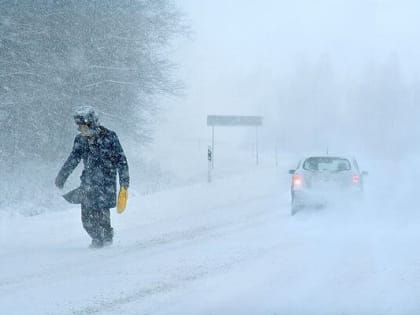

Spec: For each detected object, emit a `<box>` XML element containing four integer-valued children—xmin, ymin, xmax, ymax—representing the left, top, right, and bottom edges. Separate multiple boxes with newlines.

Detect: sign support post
<box><xmin>207</xmin><ymin>145</ymin><xmax>212</xmax><ymax>183</ymax></box>
<box><xmin>256</xmin><ymin>126</ymin><xmax>259</xmax><ymax>165</ymax></box>
<box><xmin>206</xmin><ymin>115</ymin><xmax>263</xmax><ymax>170</ymax></box>
<box><xmin>211</xmin><ymin>126</ymin><xmax>215</xmax><ymax>169</ymax></box>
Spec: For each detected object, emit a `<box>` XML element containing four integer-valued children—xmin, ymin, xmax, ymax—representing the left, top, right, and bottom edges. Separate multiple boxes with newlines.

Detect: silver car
<box><xmin>289</xmin><ymin>156</ymin><xmax>368</xmax><ymax>215</ymax></box>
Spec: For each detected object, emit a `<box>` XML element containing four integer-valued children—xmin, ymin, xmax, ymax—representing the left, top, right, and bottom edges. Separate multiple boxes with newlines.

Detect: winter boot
<box><xmin>89</xmin><ymin>239</ymin><xmax>104</xmax><ymax>249</ymax></box>
<box><xmin>103</xmin><ymin>239</ymin><xmax>113</xmax><ymax>247</ymax></box>
<box><xmin>103</xmin><ymin>228</ymin><xmax>114</xmax><ymax>247</ymax></box>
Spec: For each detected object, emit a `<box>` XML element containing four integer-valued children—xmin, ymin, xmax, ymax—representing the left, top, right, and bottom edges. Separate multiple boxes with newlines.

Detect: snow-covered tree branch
<box><xmin>0</xmin><ymin>0</ymin><xmax>187</xmax><ymax>164</ymax></box>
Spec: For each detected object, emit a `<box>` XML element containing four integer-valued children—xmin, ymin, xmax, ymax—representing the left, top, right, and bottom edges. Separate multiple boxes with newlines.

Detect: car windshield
<box><xmin>302</xmin><ymin>157</ymin><xmax>351</xmax><ymax>172</ymax></box>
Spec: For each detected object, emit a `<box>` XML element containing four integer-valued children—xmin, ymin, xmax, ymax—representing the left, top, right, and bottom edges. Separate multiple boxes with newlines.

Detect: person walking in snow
<box><xmin>55</xmin><ymin>106</ymin><xmax>130</xmax><ymax>248</ymax></box>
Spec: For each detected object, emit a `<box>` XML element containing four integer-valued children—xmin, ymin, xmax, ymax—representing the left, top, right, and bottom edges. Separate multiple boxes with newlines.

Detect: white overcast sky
<box><xmin>155</xmin><ymin>0</ymin><xmax>420</xmax><ymax>154</ymax></box>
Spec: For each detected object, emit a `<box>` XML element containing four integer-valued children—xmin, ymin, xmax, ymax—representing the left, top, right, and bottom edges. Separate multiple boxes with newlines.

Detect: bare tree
<box><xmin>0</xmin><ymin>0</ymin><xmax>187</xmax><ymax>165</ymax></box>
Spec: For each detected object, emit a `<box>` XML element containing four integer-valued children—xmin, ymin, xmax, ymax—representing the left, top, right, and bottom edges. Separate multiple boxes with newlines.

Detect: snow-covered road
<box><xmin>1</xmin><ymin>166</ymin><xmax>420</xmax><ymax>314</ymax></box>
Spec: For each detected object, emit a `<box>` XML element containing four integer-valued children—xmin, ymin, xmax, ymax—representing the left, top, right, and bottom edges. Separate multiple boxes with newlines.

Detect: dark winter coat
<box><xmin>56</xmin><ymin>126</ymin><xmax>129</xmax><ymax>209</ymax></box>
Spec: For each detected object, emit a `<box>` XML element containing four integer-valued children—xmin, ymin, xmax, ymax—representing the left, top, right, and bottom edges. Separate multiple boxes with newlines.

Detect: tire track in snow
<box><xmin>0</xmin><ymin>194</ymin><xmax>281</xmax><ymax>294</ymax></box>
<box><xmin>66</xmin><ymin>197</ymin><xmax>287</xmax><ymax>314</ymax></box>
<box><xmin>68</xmin><ymin>242</ymin><xmax>283</xmax><ymax>315</ymax></box>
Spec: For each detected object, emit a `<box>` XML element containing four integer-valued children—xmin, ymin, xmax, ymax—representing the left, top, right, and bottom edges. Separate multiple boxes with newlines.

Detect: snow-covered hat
<box><xmin>73</xmin><ymin>106</ymin><xmax>99</xmax><ymax>126</ymax></box>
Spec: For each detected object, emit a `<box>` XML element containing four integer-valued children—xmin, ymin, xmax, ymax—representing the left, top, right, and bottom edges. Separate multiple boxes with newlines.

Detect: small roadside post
<box><xmin>207</xmin><ymin>145</ymin><xmax>212</xmax><ymax>183</ymax></box>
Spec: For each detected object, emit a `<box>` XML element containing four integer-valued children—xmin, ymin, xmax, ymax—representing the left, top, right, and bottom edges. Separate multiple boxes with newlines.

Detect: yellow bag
<box><xmin>117</xmin><ymin>187</ymin><xmax>128</xmax><ymax>214</ymax></box>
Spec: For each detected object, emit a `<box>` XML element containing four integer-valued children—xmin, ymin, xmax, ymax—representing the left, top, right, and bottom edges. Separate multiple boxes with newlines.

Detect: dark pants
<box><xmin>81</xmin><ymin>204</ymin><xmax>113</xmax><ymax>242</ymax></box>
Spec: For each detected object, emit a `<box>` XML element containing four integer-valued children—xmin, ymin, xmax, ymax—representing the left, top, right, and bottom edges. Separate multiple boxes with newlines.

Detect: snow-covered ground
<box><xmin>1</xmin><ymin>159</ymin><xmax>420</xmax><ymax>315</ymax></box>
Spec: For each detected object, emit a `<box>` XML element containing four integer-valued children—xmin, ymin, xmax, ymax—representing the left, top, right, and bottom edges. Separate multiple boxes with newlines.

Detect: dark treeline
<box><xmin>0</xmin><ymin>0</ymin><xmax>186</xmax><ymax>168</ymax></box>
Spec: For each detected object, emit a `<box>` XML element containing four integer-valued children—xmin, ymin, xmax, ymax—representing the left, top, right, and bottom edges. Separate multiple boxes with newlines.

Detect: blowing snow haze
<box><xmin>159</xmin><ymin>0</ymin><xmax>420</xmax><ymax>159</ymax></box>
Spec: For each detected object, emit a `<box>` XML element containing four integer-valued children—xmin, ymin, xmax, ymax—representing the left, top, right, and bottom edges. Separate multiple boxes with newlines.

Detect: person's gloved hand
<box><xmin>117</xmin><ymin>186</ymin><xmax>128</xmax><ymax>214</ymax></box>
<box><xmin>55</xmin><ymin>176</ymin><xmax>65</xmax><ymax>189</ymax></box>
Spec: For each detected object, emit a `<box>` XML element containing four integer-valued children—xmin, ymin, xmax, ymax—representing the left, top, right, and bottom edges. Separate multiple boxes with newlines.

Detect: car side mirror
<box><xmin>289</xmin><ymin>169</ymin><xmax>295</xmax><ymax>175</ymax></box>
<box><xmin>361</xmin><ymin>171</ymin><xmax>368</xmax><ymax>176</ymax></box>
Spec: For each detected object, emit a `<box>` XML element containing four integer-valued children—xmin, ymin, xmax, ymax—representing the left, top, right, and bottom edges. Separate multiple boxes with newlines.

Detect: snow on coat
<box><xmin>56</xmin><ymin>126</ymin><xmax>129</xmax><ymax>209</ymax></box>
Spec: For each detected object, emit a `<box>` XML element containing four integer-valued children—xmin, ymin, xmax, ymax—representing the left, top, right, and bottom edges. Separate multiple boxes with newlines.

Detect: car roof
<box><xmin>302</xmin><ymin>155</ymin><xmax>355</xmax><ymax>160</ymax></box>
<box><xmin>297</xmin><ymin>155</ymin><xmax>358</xmax><ymax>167</ymax></box>
<box><xmin>298</xmin><ymin>153</ymin><xmax>357</xmax><ymax>160</ymax></box>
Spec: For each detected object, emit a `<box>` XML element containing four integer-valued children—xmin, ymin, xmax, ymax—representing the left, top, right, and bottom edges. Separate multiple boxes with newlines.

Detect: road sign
<box><xmin>207</xmin><ymin>115</ymin><xmax>263</xmax><ymax>169</ymax></box>
<box><xmin>207</xmin><ymin>115</ymin><xmax>263</xmax><ymax>127</ymax></box>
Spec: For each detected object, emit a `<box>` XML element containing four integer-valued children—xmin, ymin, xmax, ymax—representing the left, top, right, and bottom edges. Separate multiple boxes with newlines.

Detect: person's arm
<box><xmin>112</xmin><ymin>133</ymin><xmax>130</xmax><ymax>188</ymax></box>
<box><xmin>55</xmin><ymin>136</ymin><xmax>83</xmax><ymax>189</ymax></box>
